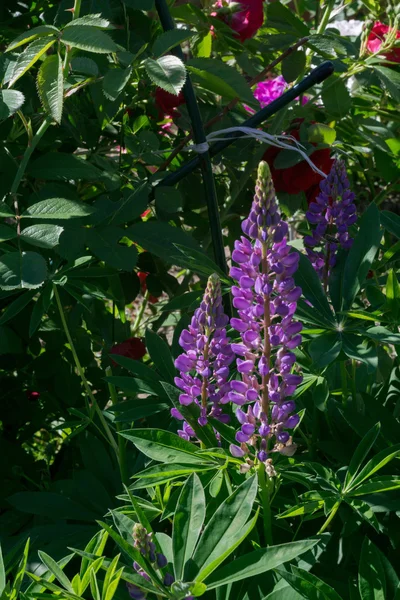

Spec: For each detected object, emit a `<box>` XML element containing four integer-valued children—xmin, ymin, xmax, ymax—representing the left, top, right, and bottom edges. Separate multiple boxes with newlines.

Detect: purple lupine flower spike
<box><xmin>130</xmin><ymin>523</ymin><xmax>174</xmax><ymax>596</ymax></box>
<box><xmin>229</xmin><ymin>161</ymin><xmax>302</xmax><ymax>464</ymax></box>
<box><xmin>305</xmin><ymin>160</ymin><xmax>357</xmax><ymax>286</ymax></box>
<box><xmin>172</xmin><ymin>274</ymin><xmax>234</xmax><ymax>439</ymax></box>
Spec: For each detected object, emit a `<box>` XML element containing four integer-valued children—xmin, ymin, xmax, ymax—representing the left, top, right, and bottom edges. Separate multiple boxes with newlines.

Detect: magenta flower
<box><xmin>254</xmin><ymin>76</ymin><xmax>287</xmax><ymax>107</ymax></box>
<box><xmin>229</xmin><ymin>161</ymin><xmax>302</xmax><ymax>462</ymax></box>
<box><xmin>173</xmin><ymin>274</ymin><xmax>234</xmax><ymax>438</ymax></box>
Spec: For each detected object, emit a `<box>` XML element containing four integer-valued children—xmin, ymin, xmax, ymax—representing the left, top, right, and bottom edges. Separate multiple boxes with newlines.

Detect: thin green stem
<box><xmin>106</xmin><ymin>366</ymin><xmax>129</xmax><ymax>485</ymax></box>
<box><xmin>10</xmin><ymin>118</ymin><xmax>51</xmax><ymax>196</ymax></box>
<box><xmin>340</xmin><ymin>361</ymin><xmax>348</xmax><ymax>407</ymax></box>
<box><xmin>316</xmin><ymin>0</ymin><xmax>335</xmax><ymax>34</ymax></box>
<box><xmin>318</xmin><ymin>500</ymin><xmax>341</xmax><ymax>534</ymax></box>
<box><xmin>53</xmin><ymin>285</ymin><xmax>119</xmax><ymax>457</ymax></box>
<box><xmin>351</xmin><ymin>359</ymin><xmax>358</xmax><ymax>407</ymax></box>
<box><xmin>63</xmin><ymin>0</ymin><xmax>82</xmax><ymax>76</ymax></box>
<box><xmin>132</xmin><ymin>290</ymin><xmax>149</xmax><ymax>335</ymax></box>
<box><xmin>258</xmin><ymin>462</ymin><xmax>273</xmax><ymax>546</ymax></box>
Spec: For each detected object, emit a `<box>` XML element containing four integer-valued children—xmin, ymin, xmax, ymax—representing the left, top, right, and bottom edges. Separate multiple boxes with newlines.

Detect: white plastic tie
<box><xmin>185</xmin><ymin>126</ymin><xmax>328</xmax><ymax>179</ymax></box>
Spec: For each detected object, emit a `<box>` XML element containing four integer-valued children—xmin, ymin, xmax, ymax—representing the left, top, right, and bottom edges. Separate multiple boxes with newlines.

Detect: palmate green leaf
<box><xmin>173</xmin><ymin>473</ymin><xmax>206</xmax><ymax>581</ymax></box>
<box><xmin>145</xmin><ymin>328</ymin><xmax>175</xmax><ymax>383</ymax></box>
<box><xmin>161</xmin><ymin>291</ymin><xmax>203</xmax><ymax>312</ymax></box>
<box><xmin>119</xmin><ymin>428</ymin><xmax>210</xmax><ymax>465</ymax></box>
<box><xmin>187</xmin><ymin>58</ymin><xmax>255</xmax><ymax>106</ymax></box>
<box><xmin>380</xmin><ymin>210</ymin><xmax>400</xmax><ymax>238</ymax></box>
<box><xmin>205</xmin><ymin>539</ymin><xmax>320</xmax><ymax>589</ymax></box>
<box><xmin>0</xmin><ymin>224</ymin><xmax>17</xmax><ymax>242</ymax></box>
<box><xmin>277</xmin><ymin>565</ymin><xmax>343</xmax><ymax>600</ymax></box>
<box><xmin>347</xmin><ymin>498</ymin><xmax>380</xmax><ymax>532</ymax></box>
<box><xmin>22</xmin><ymin>198</ymin><xmax>94</xmax><ymax>219</ymax></box>
<box><xmin>61</xmin><ymin>26</ymin><xmax>118</xmax><ymax>53</ymax></box>
<box><xmin>87</xmin><ymin>227</ymin><xmax>137</xmax><ymax>272</ymax></box>
<box><xmin>0</xmin><ymin>90</ymin><xmax>25</xmax><ymax>120</ymax></box>
<box><xmin>349</xmin><ymin>444</ymin><xmax>400</xmax><ymax>490</ymax></box>
<box><xmin>6</xmin><ymin>36</ymin><xmax>57</xmax><ymax>87</ymax></box>
<box><xmin>309</xmin><ymin>333</ymin><xmax>342</xmax><ymax>368</ymax></box>
<box><xmin>359</xmin><ymin>538</ymin><xmax>386</xmax><ymax>600</ymax></box>
<box><xmin>107</xmin><ymin>354</ymin><xmax>166</xmax><ymax>390</ymax></box>
<box><xmin>293</xmin><ymin>252</ymin><xmax>335</xmax><ymax>324</ymax></box>
<box><xmin>364</xmin><ymin>326</ymin><xmax>400</xmax><ymax>345</ymax></box>
<box><xmin>0</xmin><ymin>290</ymin><xmax>36</xmax><ymax>325</ymax></box>
<box><xmin>0</xmin><ymin>251</ymin><xmax>47</xmax><ymax>290</ymax></box>
<box><xmin>189</xmin><ymin>476</ymin><xmax>257</xmax><ymax>581</ymax></box>
<box><xmin>172</xmin><ymin>244</ymin><xmax>229</xmax><ymax>282</ymax></box>
<box><xmin>103</xmin><ymin>66</ymin><xmax>132</xmax><ymax>101</ymax></box>
<box><xmin>350</xmin><ymin>475</ymin><xmax>400</xmax><ymax>497</ymax></box>
<box><xmin>277</xmin><ymin>500</ymin><xmax>326</xmax><ymax>519</ymax></box>
<box><xmin>342</xmin><ymin>334</ymin><xmax>377</xmax><ymax>370</ymax></box>
<box><xmin>145</xmin><ymin>55</ymin><xmax>186</xmax><ymax>95</ymax></box>
<box><xmin>344</xmin><ymin>423</ymin><xmax>380</xmax><ymax>491</ymax></box>
<box><xmin>6</xmin><ymin>25</ymin><xmax>59</xmax><ymax>52</ymax></box>
<box><xmin>37</xmin><ymin>53</ymin><xmax>63</xmax><ymax>123</ymax></box>
<box><xmin>38</xmin><ymin>552</ymin><xmax>74</xmax><ymax>594</ymax></box>
<box><xmin>152</xmin><ymin>29</ymin><xmax>195</xmax><ymax>58</ymax></box>
<box><xmin>126</xmin><ymin>221</ymin><xmax>201</xmax><ymax>263</ymax></box>
<box><xmin>342</xmin><ymin>202</ymin><xmax>381</xmax><ymax>311</ymax></box>
<box><xmin>20</xmin><ymin>224</ymin><xmax>63</xmax><ymax>248</ymax></box>
<box><xmin>104</xmin><ymin>376</ymin><xmax>159</xmax><ymax>398</ymax></box>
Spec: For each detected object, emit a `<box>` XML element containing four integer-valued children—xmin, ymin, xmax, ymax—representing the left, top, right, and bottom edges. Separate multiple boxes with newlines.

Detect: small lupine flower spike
<box><xmin>229</xmin><ymin>161</ymin><xmax>303</xmax><ymax>464</ymax></box>
<box><xmin>128</xmin><ymin>524</ymin><xmax>174</xmax><ymax>599</ymax></box>
<box><xmin>173</xmin><ymin>274</ymin><xmax>234</xmax><ymax>439</ymax></box>
<box><xmin>305</xmin><ymin>159</ymin><xmax>357</xmax><ymax>286</ymax></box>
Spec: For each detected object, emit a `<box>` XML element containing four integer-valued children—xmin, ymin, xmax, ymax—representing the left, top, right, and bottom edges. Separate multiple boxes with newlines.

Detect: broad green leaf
<box><xmin>173</xmin><ymin>473</ymin><xmax>206</xmax><ymax>581</ymax></box>
<box><xmin>358</xmin><ymin>538</ymin><xmax>386</xmax><ymax>600</ymax></box>
<box><xmin>6</xmin><ymin>36</ymin><xmax>57</xmax><ymax>86</ymax></box>
<box><xmin>194</xmin><ymin>31</ymin><xmax>212</xmax><ymax>58</ymax></box>
<box><xmin>0</xmin><ymin>545</ymin><xmax>5</xmax><ymax>595</ymax></box>
<box><xmin>380</xmin><ymin>210</ymin><xmax>400</xmax><ymax>238</ymax></box>
<box><xmin>342</xmin><ymin>203</ymin><xmax>381</xmax><ymax>310</ymax></box>
<box><xmin>350</xmin><ymin>475</ymin><xmax>400</xmax><ymax>497</ymax></box>
<box><xmin>108</xmin><ymin>354</ymin><xmax>165</xmax><ymax>388</ymax></box>
<box><xmin>133</xmin><ymin>463</ymin><xmax>211</xmax><ymax>485</ymax></box>
<box><xmin>385</xmin><ymin>270</ymin><xmax>400</xmax><ymax>320</ymax></box>
<box><xmin>308</xmin><ymin>124</ymin><xmax>336</xmax><ymax>146</ymax></box>
<box><xmin>71</xmin><ymin>57</ymin><xmax>99</xmax><ymax>76</ymax></box>
<box><xmin>38</xmin><ymin>551</ymin><xmax>74</xmax><ymax>594</ymax></box>
<box><xmin>104</xmin><ymin>376</ymin><xmax>160</xmax><ymax>398</ymax></box>
<box><xmin>190</xmin><ymin>476</ymin><xmax>258</xmax><ymax>581</ymax></box>
<box><xmin>277</xmin><ymin>500</ymin><xmax>326</xmax><ymax>519</ymax></box>
<box><xmin>87</xmin><ymin>228</ymin><xmax>137</xmax><ymax>271</ymax></box>
<box><xmin>37</xmin><ymin>54</ymin><xmax>63</xmax><ymax>123</ymax></box>
<box><xmin>321</xmin><ymin>78</ymin><xmax>352</xmax><ymax>118</ymax></box>
<box><xmin>61</xmin><ymin>26</ymin><xmax>118</xmax><ymax>53</ymax></box>
<box><xmin>267</xmin><ymin>2</ymin><xmax>309</xmax><ymax>36</ymax></box>
<box><xmin>22</xmin><ymin>198</ymin><xmax>94</xmax><ymax>219</ymax></box>
<box><xmin>152</xmin><ymin>29</ymin><xmax>195</xmax><ymax>58</ymax></box>
<box><xmin>205</xmin><ymin>539</ymin><xmax>319</xmax><ymax>589</ymax></box>
<box><xmin>64</xmin><ymin>14</ymin><xmax>111</xmax><ymax>28</ymax></box>
<box><xmin>109</xmin><ymin>182</ymin><xmax>150</xmax><ymax>225</ymax></box>
<box><xmin>172</xmin><ymin>244</ymin><xmax>229</xmax><ymax>282</ymax></box>
<box><xmin>0</xmin><ymin>224</ymin><xmax>17</xmax><ymax>241</ymax></box>
<box><xmin>374</xmin><ymin>67</ymin><xmax>400</xmax><ymax>103</ymax></box>
<box><xmin>282</xmin><ymin>50</ymin><xmax>306</xmax><ymax>83</ymax></box>
<box><xmin>0</xmin><ymin>290</ymin><xmax>36</xmax><ymax>325</ymax></box>
<box><xmin>145</xmin><ymin>328</ymin><xmax>175</xmax><ymax>383</ymax></box>
<box><xmin>293</xmin><ymin>251</ymin><xmax>335</xmax><ymax>324</ymax></box>
<box><xmin>126</xmin><ymin>221</ymin><xmax>201</xmax><ymax>263</ymax></box>
<box><xmin>161</xmin><ymin>291</ymin><xmax>203</xmax><ymax>312</ymax></box>
<box><xmin>349</xmin><ymin>444</ymin><xmax>400</xmax><ymax>489</ymax></box>
<box><xmin>342</xmin><ymin>334</ymin><xmax>377</xmax><ymax>369</ymax></box>
<box><xmin>6</xmin><ymin>25</ymin><xmax>59</xmax><ymax>52</ymax></box>
<box><xmin>277</xmin><ymin>565</ymin><xmax>343</xmax><ymax>600</ymax></box>
<box><xmin>187</xmin><ymin>58</ymin><xmax>255</xmax><ymax>106</ymax></box>
<box><xmin>144</xmin><ymin>55</ymin><xmax>186</xmax><ymax>95</ymax></box>
<box><xmin>20</xmin><ymin>224</ymin><xmax>63</xmax><ymax>248</ymax></box>
<box><xmin>0</xmin><ymin>251</ymin><xmax>47</xmax><ymax>290</ymax></box>
<box><xmin>309</xmin><ymin>333</ymin><xmax>342</xmax><ymax>368</ymax></box>
<box><xmin>155</xmin><ymin>186</ymin><xmax>184</xmax><ymax>214</ymax></box>
<box><xmin>103</xmin><ymin>67</ymin><xmax>132</xmax><ymax>101</ymax></box>
<box><xmin>364</xmin><ymin>326</ymin><xmax>400</xmax><ymax>345</ymax></box>
<box><xmin>0</xmin><ymin>89</ymin><xmax>25</xmax><ymax>120</ymax></box>
<box><xmin>119</xmin><ymin>429</ymin><xmax>209</xmax><ymax>464</ymax></box>
<box><xmin>344</xmin><ymin>423</ymin><xmax>380</xmax><ymax>490</ymax></box>
<box><xmin>28</xmin><ymin>153</ymin><xmax>101</xmax><ymax>181</ymax></box>
<box><xmin>12</xmin><ymin>539</ymin><xmax>30</xmax><ymax>600</ymax></box>
<box><xmin>8</xmin><ymin>491</ymin><xmax>98</xmax><ymax>521</ymax></box>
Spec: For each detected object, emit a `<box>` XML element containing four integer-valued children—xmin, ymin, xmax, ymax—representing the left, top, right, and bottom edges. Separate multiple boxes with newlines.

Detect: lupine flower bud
<box><xmin>131</xmin><ymin>523</ymin><xmax>170</xmax><ymax>596</ymax></box>
<box><xmin>172</xmin><ymin>274</ymin><xmax>234</xmax><ymax>438</ymax></box>
<box><xmin>305</xmin><ymin>160</ymin><xmax>356</xmax><ymax>283</ymax></box>
<box><xmin>229</xmin><ymin>161</ymin><xmax>302</xmax><ymax>464</ymax></box>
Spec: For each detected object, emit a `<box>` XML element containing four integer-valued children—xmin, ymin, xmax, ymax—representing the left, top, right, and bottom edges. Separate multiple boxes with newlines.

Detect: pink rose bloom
<box><xmin>367</xmin><ymin>22</ymin><xmax>400</xmax><ymax>63</ymax></box>
<box><xmin>215</xmin><ymin>0</ymin><xmax>265</xmax><ymax>42</ymax></box>
<box><xmin>254</xmin><ymin>76</ymin><xmax>287</xmax><ymax>107</ymax></box>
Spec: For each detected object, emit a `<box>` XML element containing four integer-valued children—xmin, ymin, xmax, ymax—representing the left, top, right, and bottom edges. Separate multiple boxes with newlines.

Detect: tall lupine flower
<box><xmin>229</xmin><ymin>161</ymin><xmax>303</xmax><ymax>463</ymax></box>
<box><xmin>304</xmin><ymin>160</ymin><xmax>357</xmax><ymax>286</ymax></box>
<box><xmin>172</xmin><ymin>274</ymin><xmax>234</xmax><ymax>438</ymax></box>
<box><xmin>127</xmin><ymin>524</ymin><xmax>173</xmax><ymax>599</ymax></box>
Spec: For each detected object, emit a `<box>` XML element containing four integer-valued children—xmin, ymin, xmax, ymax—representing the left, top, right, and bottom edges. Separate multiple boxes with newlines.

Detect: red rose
<box><xmin>138</xmin><ymin>271</ymin><xmax>160</xmax><ymax>304</ymax></box>
<box><xmin>263</xmin><ymin>124</ymin><xmax>334</xmax><ymax>196</ymax></box>
<box><xmin>367</xmin><ymin>22</ymin><xmax>400</xmax><ymax>63</ymax></box>
<box><xmin>110</xmin><ymin>338</ymin><xmax>146</xmax><ymax>363</ymax></box>
<box><xmin>26</xmin><ymin>391</ymin><xmax>40</xmax><ymax>401</ymax></box>
<box><xmin>155</xmin><ymin>88</ymin><xmax>185</xmax><ymax>117</ymax></box>
<box><xmin>216</xmin><ymin>0</ymin><xmax>265</xmax><ymax>42</ymax></box>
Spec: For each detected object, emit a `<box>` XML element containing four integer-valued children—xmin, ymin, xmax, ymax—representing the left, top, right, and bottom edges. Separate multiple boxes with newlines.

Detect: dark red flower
<box><xmin>110</xmin><ymin>338</ymin><xmax>146</xmax><ymax>363</ymax></box>
<box><xmin>263</xmin><ymin>123</ymin><xmax>334</xmax><ymax>196</ymax></box>
<box><xmin>216</xmin><ymin>0</ymin><xmax>265</xmax><ymax>42</ymax></box>
<box><xmin>367</xmin><ymin>22</ymin><xmax>400</xmax><ymax>63</ymax></box>
<box><xmin>26</xmin><ymin>390</ymin><xmax>40</xmax><ymax>401</ymax></box>
<box><xmin>138</xmin><ymin>271</ymin><xmax>160</xmax><ymax>304</ymax></box>
<box><xmin>155</xmin><ymin>88</ymin><xmax>185</xmax><ymax>117</ymax></box>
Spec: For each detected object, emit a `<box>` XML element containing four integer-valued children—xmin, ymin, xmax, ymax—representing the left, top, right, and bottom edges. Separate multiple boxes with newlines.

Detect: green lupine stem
<box><xmin>258</xmin><ymin>462</ymin><xmax>273</xmax><ymax>546</ymax></box>
<box><xmin>318</xmin><ymin>500</ymin><xmax>341</xmax><ymax>534</ymax></box>
<box><xmin>340</xmin><ymin>361</ymin><xmax>348</xmax><ymax>407</ymax></box>
<box><xmin>53</xmin><ymin>285</ymin><xmax>119</xmax><ymax>457</ymax></box>
<box><xmin>132</xmin><ymin>290</ymin><xmax>149</xmax><ymax>335</ymax></box>
<box><xmin>106</xmin><ymin>366</ymin><xmax>129</xmax><ymax>486</ymax></box>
